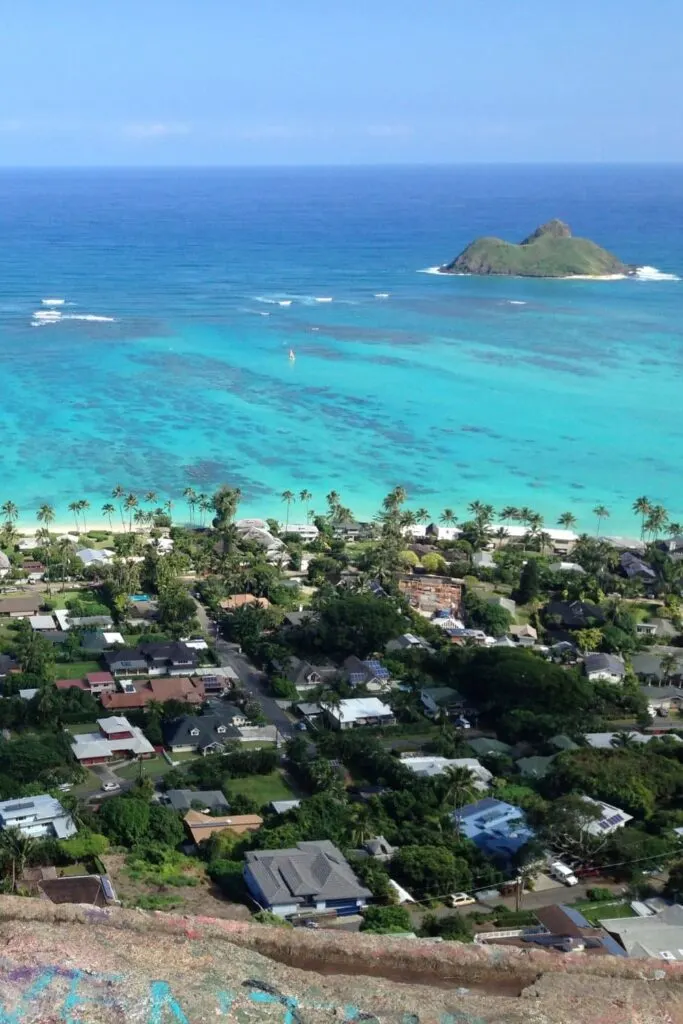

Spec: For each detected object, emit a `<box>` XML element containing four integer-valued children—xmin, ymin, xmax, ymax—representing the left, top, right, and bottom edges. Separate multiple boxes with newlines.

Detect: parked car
<box><xmin>454</xmin><ymin>716</ymin><xmax>471</xmax><ymax>730</ymax></box>
<box><xmin>102</xmin><ymin>781</ymin><xmax>120</xmax><ymax>792</ymax></box>
<box><xmin>549</xmin><ymin>861</ymin><xmax>579</xmax><ymax>886</ymax></box>
<box><xmin>447</xmin><ymin>892</ymin><xmax>476</xmax><ymax>908</ymax></box>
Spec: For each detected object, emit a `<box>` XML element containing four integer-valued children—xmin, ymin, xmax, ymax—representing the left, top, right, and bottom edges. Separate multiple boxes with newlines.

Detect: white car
<box><xmin>447</xmin><ymin>892</ymin><xmax>476</xmax><ymax>908</ymax></box>
<box><xmin>102</xmin><ymin>781</ymin><xmax>120</xmax><ymax>792</ymax></box>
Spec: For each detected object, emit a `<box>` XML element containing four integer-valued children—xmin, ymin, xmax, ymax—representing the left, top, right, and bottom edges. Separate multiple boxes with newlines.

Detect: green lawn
<box><xmin>54</xmin><ymin>660</ymin><xmax>102</xmax><ymax>679</ymax></box>
<box><xmin>72</xmin><ymin>770</ymin><xmax>104</xmax><ymax>797</ymax></box>
<box><xmin>572</xmin><ymin>901</ymin><xmax>636</xmax><ymax>924</ymax></box>
<box><xmin>117</xmin><ymin>756</ymin><xmax>177</xmax><ymax>780</ymax></box>
<box><xmin>68</xmin><ymin>721</ymin><xmax>101</xmax><ymax>735</ymax></box>
<box><xmin>223</xmin><ymin>770</ymin><xmax>295</xmax><ymax>807</ymax></box>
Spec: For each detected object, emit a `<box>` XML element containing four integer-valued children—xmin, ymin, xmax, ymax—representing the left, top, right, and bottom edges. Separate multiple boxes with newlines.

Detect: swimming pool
<box><xmin>130</xmin><ymin>594</ymin><xmax>151</xmax><ymax>603</ymax></box>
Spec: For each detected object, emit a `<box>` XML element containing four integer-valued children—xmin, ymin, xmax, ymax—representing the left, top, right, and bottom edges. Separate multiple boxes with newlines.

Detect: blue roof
<box><xmin>363</xmin><ymin>659</ymin><xmax>390</xmax><ymax>678</ymax></box>
<box><xmin>454</xmin><ymin>798</ymin><xmax>534</xmax><ymax>860</ymax></box>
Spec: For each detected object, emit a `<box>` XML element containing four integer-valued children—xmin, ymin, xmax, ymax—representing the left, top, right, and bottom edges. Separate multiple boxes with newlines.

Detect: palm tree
<box><xmin>299</xmin><ymin>490</ymin><xmax>312</xmax><ymax>521</ymax></box>
<box><xmin>439</xmin><ymin>508</ymin><xmax>457</xmax><ymax>527</ymax></box>
<box><xmin>199</xmin><ymin>496</ymin><xmax>212</xmax><ymax>528</ymax></box>
<box><xmin>501</xmin><ymin>505</ymin><xmax>519</xmax><ymax>525</ymax></box>
<box><xmin>164</xmin><ymin>498</ymin><xmax>174</xmax><ymax>525</ymax></box>
<box><xmin>442</xmin><ymin>767</ymin><xmax>477</xmax><ymax>838</ymax></box>
<box><xmin>56</xmin><ymin>536</ymin><xmax>74</xmax><ymax>591</ymax></box>
<box><xmin>414</xmin><ymin>507</ymin><xmax>430</xmax><ymax>524</ymax></box>
<box><xmin>557</xmin><ymin>511</ymin><xmax>578</xmax><ymax>530</ymax></box>
<box><xmin>78</xmin><ymin>499</ymin><xmax>90</xmax><ymax>532</ymax></box>
<box><xmin>592</xmin><ymin>504</ymin><xmax>610</xmax><ymax>535</ymax></box>
<box><xmin>37</xmin><ymin>503</ymin><xmax>55</xmax><ymax>533</ymax></box>
<box><xmin>610</xmin><ymin>731</ymin><xmax>639</xmax><ymax>750</ymax></box>
<box><xmin>101</xmin><ymin>503</ymin><xmax>116</xmax><ymax>530</ymax></box>
<box><xmin>518</xmin><ymin>506</ymin><xmax>534</xmax><ymax>526</ymax></box>
<box><xmin>349</xmin><ymin>805</ymin><xmax>374</xmax><ymax>848</ymax></box>
<box><xmin>68</xmin><ymin>501</ymin><xmax>80</xmax><ymax>532</ymax></box>
<box><xmin>1</xmin><ymin>501</ymin><xmax>18</xmax><ymax>526</ymax></box>
<box><xmin>145</xmin><ymin>491</ymin><xmax>158</xmax><ymax>506</ymax></box>
<box><xmin>0</xmin><ymin>827</ymin><xmax>35</xmax><ymax>891</ymax></box>
<box><xmin>667</xmin><ymin>522</ymin><xmax>682</xmax><ymax>540</ymax></box>
<box><xmin>112</xmin><ymin>484</ymin><xmax>126</xmax><ymax>528</ymax></box>
<box><xmin>326</xmin><ymin>491</ymin><xmax>340</xmax><ymax>515</ymax></box>
<box><xmin>183</xmin><ymin>486</ymin><xmax>198</xmax><ymax>524</ymax></box>
<box><xmin>281</xmin><ymin>490</ymin><xmax>295</xmax><ymax>533</ymax></box>
<box><xmin>133</xmin><ymin>508</ymin><xmax>147</xmax><ymax>532</ymax></box>
<box><xmin>644</xmin><ymin>504</ymin><xmax>668</xmax><ymax>541</ymax></box>
<box><xmin>633</xmin><ymin>496</ymin><xmax>653</xmax><ymax>540</ymax></box>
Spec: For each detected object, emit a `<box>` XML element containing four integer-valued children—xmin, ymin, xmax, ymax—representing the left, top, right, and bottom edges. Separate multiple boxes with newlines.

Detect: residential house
<box><xmin>283</xmin><ymin>657</ymin><xmax>337</xmax><ymax>690</ymax></box>
<box><xmin>426</xmin><ymin>524</ymin><xmax>461</xmax><ymax>541</ymax></box>
<box><xmin>601</xmin><ymin>904</ymin><xmax>683</xmax><ymax>960</ymax></box>
<box><xmin>183</xmin><ymin>810</ymin><xmax>262</xmax><ymax>846</ymax></box>
<box><xmin>493</xmin><ymin>525</ymin><xmax>578</xmax><ymax>554</ymax></box>
<box><xmin>102</xmin><ymin>648</ymin><xmax>149</xmax><ymax>677</ymax></box>
<box><xmin>234</xmin><ymin>523</ymin><xmax>285</xmax><ymax>562</ymax></box>
<box><xmin>487</xmin><ymin>595</ymin><xmax>516</xmax><ymax>616</ymax></box>
<box><xmin>453</xmin><ymin>798</ymin><xmax>535</xmax><ymax>861</ymax></box>
<box><xmin>640</xmin><ymin>685</ymin><xmax>683</xmax><ymax>716</ymax></box>
<box><xmin>270</xmin><ymin>799</ymin><xmax>302</xmax><ymax>814</ymax></box>
<box><xmin>467</xmin><ymin>737</ymin><xmax>514</xmax><ymax>758</ymax></box>
<box><xmin>400</xmin><ymin>755</ymin><xmax>492</xmax><ymax>791</ymax></box>
<box><xmin>332</xmin><ymin>520</ymin><xmax>371</xmax><ymax>542</ymax></box>
<box><xmin>361</xmin><ymin>836</ymin><xmax>395</xmax><ymax>861</ymax></box>
<box><xmin>549</xmin><ymin>734</ymin><xmax>580</xmax><ymax>753</ymax></box>
<box><xmin>583</xmin><ymin>653</ymin><xmax>626</xmax><ymax>684</ymax></box>
<box><xmin>322</xmin><ymin>697</ymin><xmax>395</xmax><ymax>731</ymax></box>
<box><xmin>163</xmin><ymin>711</ymin><xmax>242</xmax><ymax>754</ymax></box>
<box><xmin>632</xmin><ymin>647</ymin><xmax>683</xmax><ymax>685</ymax></box>
<box><xmin>515</xmin><ymin>755</ymin><xmax>556</xmax><ymax>780</ymax></box>
<box><xmin>545</xmin><ymin>600</ymin><xmax>605</xmax><ymax>629</ymax></box>
<box><xmin>70</xmin><ymin>717</ymin><xmax>155</xmax><ymax>765</ymax></box>
<box><xmin>518</xmin><ymin>904</ymin><xmax>626</xmax><ymax>957</ymax></box>
<box><xmin>0</xmin><ymin>654</ymin><xmax>17</xmax><ymax>679</ymax></box>
<box><xmin>295</xmin><ymin>701</ymin><xmax>323</xmax><ymax>722</ymax></box>
<box><xmin>431</xmin><ymin>611</ymin><xmax>465</xmax><ymax>631</ymax></box>
<box><xmin>29</xmin><ymin>614</ymin><xmax>56</xmax><ymax>631</ymax></box>
<box><xmin>549</xmin><ymin>561</ymin><xmax>586</xmax><ymax>574</ymax></box>
<box><xmin>192</xmin><ymin>665</ymin><xmax>238</xmax><ymax>693</ymax></box>
<box><xmin>580</xmin><ymin>797</ymin><xmax>633</xmax><ymax>838</ymax></box>
<box><xmin>282</xmin><ymin>609</ymin><xmax>318</xmax><ymax>629</ymax></box>
<box><xmin>0</xmin><ymin>551</ymin><xmax>10</xmax><ymax>578</ymax></box>
<box><xmin>85</xmin><ymin>672</ymin><xmax>116</xmax><ymax>694</ymax></box>
<box><xmin>0</xmin><ymin>594</ymin><xmax>43</xmax><ymax>618</ymax></box>
<box><xmin>103</xmin><ymin>642</ymin><xmax>199</xmax><ymax>678</ymax></box>
<box><xmin>75</xmin><ymin>548</ymin><xmax>114</xmax><ymax>567</ymax></box>
<box><xmin>279</xmin><ymin>523</ymin><xmax>318</xmax><ymax>541</ymax></box>
<box><xmin>493</xmin><ymin>636</ymin><xmax>516</xmax><ymax>648</ymax></box>
<box><xmin>100</xmin><ymin>676</ymin><xmax>206</xmax><ymax>711</ymax></box>
<box><xmin>219</xmin><ymin>594</ymin><xmax>272</xmax><ymax>612</ymax></box>
<box><xmin>509</xmin><ymin>624</ymin><xmax>538</xmax><ymax>645</ymax></box>
<box><xmin>164</xmin><ymin>789</ymin><xmax>230</xmax><ymax>813</ymax></box>
<box><xmin>420</xmin><ymin>686</ymin><xmax>466</xmax><ymax>718</ymax></box>
<box><xmin>584</xmin><ymin>731</ymin><xmax>682</xmax><ymax>750</ymax></box>
<box><xmin>443</xmin><ymin>627</ymin><xmax>489</xmax><ymax>646</ymax></box>
<box><xmin>385</xmin><ymin>632</ymin><xmax>434</xmax><ymax>654</ymax></box>
<box><xmin>55</xmin><ymin>678</ymin><xmax>88</xmax><ymax>692</ymax></box>
<box><xmin>0</xmin><ymin>794</ymin><xmax>77</xmax><ymax>840</ymax></box>
<box><xmin>472</xmin><ymin>551</ymin><xmax>495</xmax><ymax>569</ymax></box>
<box><xmin>398</xmin><ymin>574</ymin><xmax>463</xmax><ymax>616</ymax></box>
<box><xmin>343</xmin><ymin>656</ymin><xmax>391</xmax><ymax>689</ymax></box>
<box><xmin>21</xmin><ymin>868</ymin><xmax>116</xmax><ymax>908</ymax></box>
<box><xmin>244</xmin><ymin>840</ymin><xmax>372</xmax><ymax>918</ymax></box>
<box><xmin>636</xmin><ymin>619</ymin><xmax>678</xmax><ymax>641</ymax></box>
<box><xmin>620</xmin><ymin>551</ymin><xmax>657</xmax><ymax>584</ymax></box>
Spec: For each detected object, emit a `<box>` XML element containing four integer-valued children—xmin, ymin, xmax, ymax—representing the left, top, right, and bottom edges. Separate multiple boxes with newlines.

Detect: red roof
<box><xmin>55</xmin><ymin>679</ymin><xmax>87</xmax><ymax>691</ymax></box>
<box><xmin>86</xmin><ymin>672</ymin><xmax>115</xmax><ymax>684</ymax></box>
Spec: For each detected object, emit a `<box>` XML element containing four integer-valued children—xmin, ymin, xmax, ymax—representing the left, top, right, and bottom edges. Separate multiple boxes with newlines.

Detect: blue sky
<box><xmin>1</xmin><ymin>0</ymin><xmax>681</xmax><ymax>165</ymax></box>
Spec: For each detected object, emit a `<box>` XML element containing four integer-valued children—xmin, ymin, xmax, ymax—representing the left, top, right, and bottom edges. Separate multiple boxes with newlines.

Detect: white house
<box><xmin>583</xmin><ymin>653</ymin><xmax>626</xmax><ymax>684</ymax></box>
<box><xmin>581</xmin><ymin>797</ymin><xmax>633</xmax><ymax>838</ymax></box>
<box><xmin>76</xmin><ymin>548</ymin><xmax>114</xmax><ymax>567</ymax></box>
<box><xmin>549</xmin><ymin>561</ymin><xmax>586</xmax><ymax>574</ymax></box>
<box><xmin>322</xmin><ymin>697</ymin><xmax>395</xmax><ymax>731</ymax></box>
<box><xmin>280</xmin><ymin>523</ymin><xmax>319</xmax><ymax>541</ymax></box>
<box><xmin>0</xmin><ymin>794</ymin><xmax>77</xmax><ymax>840</ymax></box>
<box><xmin>400</xmin><ymin>755</ymin><xmax>492</xmax><ymax>791</ymax></box>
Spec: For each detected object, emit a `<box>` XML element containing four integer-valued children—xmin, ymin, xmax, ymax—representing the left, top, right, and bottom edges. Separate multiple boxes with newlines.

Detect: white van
<box><xmin>549</xmin><ymin>861</ymin><xmax>579</xmax><ymax>886</ymax></box>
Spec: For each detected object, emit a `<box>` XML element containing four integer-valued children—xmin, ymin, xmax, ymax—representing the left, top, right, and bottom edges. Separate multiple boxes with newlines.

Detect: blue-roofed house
<box><xmin>343</xmin><ymin>655</ymin><xmax>391</xmax><ymax>690</ymax></box>
<box><xmin>453</xmin><ymin>798</ymin><xmax>534</xmax><ymax>862</ymax></box>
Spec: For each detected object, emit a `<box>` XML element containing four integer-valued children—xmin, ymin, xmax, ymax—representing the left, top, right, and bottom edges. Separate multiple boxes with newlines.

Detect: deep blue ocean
<box><xmin>0</xmin><ymin>165</ymin><xmax>681</xmax><ymax>532</ymax></box>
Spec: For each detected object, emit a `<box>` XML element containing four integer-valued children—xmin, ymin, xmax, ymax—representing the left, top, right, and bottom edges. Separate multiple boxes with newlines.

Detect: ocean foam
<box><xmin>314</xmin><ymin>296</ymin><xmax>333</xmax><ymax>303</ymax></box>
<box><xmin>62</xmin><ymin>314</ymin><xmax>116</xmax><ymax>322</ymax></box>
<box><xmin>507</xmin><ymin>300</ymin><xmax>527</xmax><ymax>305</ymax></box>
<box><xmin>374</xmin><ymin>292</ymin><xmax>390</xmax><ymax>298</ymax></box>
<box><xmin>41</xmin><ymin>298</ymin><xmax>65</xmax><ymax>306</ymax></box>
<box><xmin>635</xmin><ymin>265</ymin><xmax>680</xmax><ymax>282</ymax></box>
<box><xmin>418</xmin><ymin>266</ymin><xmax>447</xmax><ymax>275</ymax></box>
<box><xmin>278</xmin><ymin>299</ymin><xmax>292</xmax><ymax>307</ymax></box>
<box><xmin>32</xmin><ymin>310</ymin><xmax>62</xmax><ymax>320</ymax></box>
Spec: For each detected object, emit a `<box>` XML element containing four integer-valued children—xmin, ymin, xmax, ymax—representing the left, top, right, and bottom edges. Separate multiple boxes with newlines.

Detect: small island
<box><xmin>440</xmin><ymin>219</ymin><xmax>635</xmax><ymax>278</ymax></box>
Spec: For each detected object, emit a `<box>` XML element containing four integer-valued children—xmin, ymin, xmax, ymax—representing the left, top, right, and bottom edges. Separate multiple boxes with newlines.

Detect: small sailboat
<box><xmin>289</xmin><ymin>348</ymin><xmax>296</xmax><ymax>362</ymax></box>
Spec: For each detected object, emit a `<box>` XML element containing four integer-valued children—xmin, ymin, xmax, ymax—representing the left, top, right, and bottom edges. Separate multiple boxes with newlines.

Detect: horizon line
<box><xmin>0</xmin><ymin>161</ymin><xmax>682</xmax><ymax>171</ymax></box>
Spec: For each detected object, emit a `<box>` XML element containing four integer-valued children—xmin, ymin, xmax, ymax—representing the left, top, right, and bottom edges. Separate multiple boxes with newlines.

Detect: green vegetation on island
<box><xmin>441</xmin><ymin>219</ymin><xmax>633</xmax><ymax>278</ymax></box>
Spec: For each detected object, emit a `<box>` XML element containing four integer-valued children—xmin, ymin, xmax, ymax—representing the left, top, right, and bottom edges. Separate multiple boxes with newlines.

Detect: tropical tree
<box><xmin>112</xmin><ymin>485</ymin><xmax>126</xmax><ymax>528</ymax></box>
<box><xmin>101</xmin><ymin>503</ymin><xmax>116</xmax><ymax>530</ymax></box>
<box><xmin>439</xmin><ymin>508</ymin><xmax>457</xmax><ymax>527</ymax></box>
<box><xmin>78</xmin><ymin>499</ymin><xmax>90</xmax><ymax>532</ymax></box>
<box><xmin>1</xmin><ymin>501</ymin><xmax>18</xmax><ymax>526</ymax></box>
<box><xmin>644</xmin><ymin>504</ymin><xmax>668</xmax><ymax>541</ymax></box>
<box><xmin>299</xmin><ymin>490</ymin><xmax>312</xmax><ymax>521</ymax></box>
<box><xmin>667</xmin><ymin>522</ymin><xmax>682</xmax><ymax>539</ymax></box>
<box><xmin>145</xmin><ymin>491</ymin><xmax>158</xmax><ymax>506</ymax></box>
<box><xmin>281</xmin><ymin>490</ymin><xmax>295</xmax><ymax>532</ymax></box>
<box><xmin>414</xmin><ymin>507</ymin><xmax>430</xmax><ymax>524</ymax></box>
<box><xmin>133</xmin><ymin>508</ymin><xmax>147</xmax><ymax>532</ymax></box>
<box><xmin>0</xmin><ymin>828</ymin><xmax>35</xmax><ymax>891</ymax></box>
<box><xmin>501</xmin><ymin>505</ymin><xmax>519</xmax><ymax>525</ymax></box>
<box><xmin>633</xmin><ymin>496</ymin><xmax>653</xmax><ymax>540</ymax></box>
<box><xmin>610</xmin><ymin>731</ymin><xmax>640</xmax><ymax>750</ymax></box>
<box><xmin>68</xmin><ymin>501</ymin><xmax>80</xmax><ymax>532</ymax></box>
<box><xmin>183</xmin><ymin>486</ymin><xmax>198</xmax><ymax>524</ymax></box>
<box><xmin>326</xmin><ymin>491</ymin><xmax>340</xmax><ymax>515</ymax></box>
<box><xmin>124</xmin><ymin>493</ymin><xmax>138</xmax><ymax>531</ymax></box>
<box><xmin>557</xmin><ymin>511</ymin><xmax>578</xmax><ymax>530</ymax></box>
<box><xmin>660</xmin><ymin>652</ymin><xmax>679</xmax><ymax>685</ymax></box>
<box><xmin>592</xmin><ymin>504</ymin><xmax>610</xmax><ymax>535</ymax></box>
<box><xmin>36</xmin><ymin>503</ymin><xmax>55</xmax><ymax>594</ymax></box>
<box><xmin>164</xmin><ymin>499</ymin><xmax>173</xmax><ymax>525</ymax></box>
<box><xmin>468</xmin><ymin>500</ymin><xmax>494</xmax><ymax>525</ymax></box>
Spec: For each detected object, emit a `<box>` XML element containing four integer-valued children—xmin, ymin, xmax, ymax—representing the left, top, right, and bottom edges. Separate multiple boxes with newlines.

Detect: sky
<box><xmin>1</xmin><ymin>0</ymin><xmax>681</xmax><ymax>166</ymax></box>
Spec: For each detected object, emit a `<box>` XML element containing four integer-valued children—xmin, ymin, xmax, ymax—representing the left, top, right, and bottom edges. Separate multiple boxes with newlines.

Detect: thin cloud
<box><xmin>122</xmin><ymin>122</ymin><xmax>191</xmax><ymax>139</ymax></box>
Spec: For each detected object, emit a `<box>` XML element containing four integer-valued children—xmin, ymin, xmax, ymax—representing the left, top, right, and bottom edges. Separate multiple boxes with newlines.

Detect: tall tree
<box><xmin>101</xmin><ymin>503</ymin><xmax>116</xmax><ymax>530</ymax></box>
<box><xmin>78</xmin><ymin>499</ymin><xmax>90</xmax><ymax>532</ymax></box>
<box><xmin>68</xmin><ymin>501</ymin><xmax>80</xmax><ymax>532</ymax></box>
<box><xmin>281</xmin><ymin>490</ymin><xmax>295</xmax><ymax>533</ymax></box>
<box><xmin>183</xmin><ymin>486</ymin><xmax>197</xmax><ymax>524</ymax></box>
<box><xmin>557</xmin><ymin>511</ymin><xmax>578</xmax><ymax>530</ymax></box>
<box><xmin>632</xmin><ymin>496</ymin><xmax>653</xmax><ymax>540</ymax></box>
<box><xmin>112</xmin><ymin>484</ymin><xmax>126</xmax><ymax>528</ymax></box>
<box><xmin>439</xmin><ymin>508</ymin><xmax>457</xmax><ymax>528</ymax></box>
<box><xmin>0</xmin><ymin>828</ymin><xmax>35</xmax><ymax>891</ymax></box>
<box><xmin>1</xmin><ymin>501</ymin><xmax>18</xmax><ymax>526</ymax></box>
<box><xmin>592</xmin><ymin>504</ymin><xmax>610</xmax><ymax>535</ymax></box>
<box><xmin>299</xmin><ymin>490</ymin><xmax>312</xmax><ymax>521</ymax></box>
<box><xmin>644</xmin><ymin>504</ymin><xmax>668</xmax><ymax>541</ymax></box>
<box><xmin>37</xmin><ymin>504</ymin><xmax>55</xmax><ymax>594</ymax></box>
<box><xmin>145</xmin><ymin>491</ymin><xmax>158</xmax><ymax>506</ymax></box>
<box><xmin>501</xmin><ymin>506</ymin><xmax>520</xmax><ymax>525</ymax></box>
<box><xmin>124</xmin><ymin>493</ymin><xmax>138</xmax><ymax>531</ymax></box>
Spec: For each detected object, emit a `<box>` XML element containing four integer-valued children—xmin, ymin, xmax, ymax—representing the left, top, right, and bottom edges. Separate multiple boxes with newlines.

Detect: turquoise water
<box><xmin>0</xmin><ymin>165</ymin><xmax>681</xmax><ymax>532</ymax></box>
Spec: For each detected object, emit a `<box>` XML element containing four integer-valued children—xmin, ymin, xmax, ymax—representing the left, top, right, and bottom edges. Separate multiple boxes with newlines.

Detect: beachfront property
<box><xmin>0</xmin><ymin>794</ymin><xmax>77</xmax><ymax>840</ymax></box>
<box><xmin>321</xmin><ymin>696</ymin><xmax>395</xmax><ymax>730</ymax></box>
<box><xmin>244</xmin><ymin>840</ymin><xmax>372</xmax><ymax>918</ymax></box>
<box><xmin>70</xmin><ymin>717</ymin><xmax>155</xmax><ymax>765</ymax></box>
<box><xmin>583</xmin><ymin>653</ymin><xmax>626</xmax><ymax>684</ymax></box>
<box><xmin>278</xmin><ymin>522</ymin><xmax>318</xmax><ymax>541</ymax></box>
<box><xmin>400</xmin><ymin>755</ymin><xmax>492</xmax><ymax>790</ymax></box>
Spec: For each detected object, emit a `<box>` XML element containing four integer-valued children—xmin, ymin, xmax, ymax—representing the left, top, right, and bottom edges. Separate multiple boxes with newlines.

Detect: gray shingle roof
<box><xmin>245</xmin><ymin>840</ymin><xmax>371</xmax><ymax>907</ymax></box>
<box><xmin>584</xmin><ymin>653</ymin><xmax>625</xmax><ymax>677</ymax></box>
<box><xmin>163</xmin><ymin>712</ymin><xmax>242</xmax><ymax>749</ymax></box>
<box><xmin>166</xmin><ymin>789</ymin><xmax>229</xmax><ymax>812</ymax></box>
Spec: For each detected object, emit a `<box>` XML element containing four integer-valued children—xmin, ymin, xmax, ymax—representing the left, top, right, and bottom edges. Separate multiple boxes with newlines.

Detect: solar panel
<box><xmin>364</xmin><ymin>660</ymin><xmax>382</xmax><ymax>672</ymax></box>
<box><xmin>597</xmin><ymin>819</ymin><xmax>611</xmax><ymax>829</ymax></box>
<box><xmin>607</xmin><ymin>814</ymin><xmax>623</xmax><ymax>826</ymax></box>
<box><xmin>349</xmin><ymin>673</ymin><xmax>365</xmax><ymax>684</ymax></box>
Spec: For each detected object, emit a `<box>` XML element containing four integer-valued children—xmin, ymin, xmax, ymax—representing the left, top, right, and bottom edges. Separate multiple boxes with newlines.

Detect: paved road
<box><xmin>192</xmin><ymin>597</ymin><xmax>294</xmax><ymax>741</ymax></box>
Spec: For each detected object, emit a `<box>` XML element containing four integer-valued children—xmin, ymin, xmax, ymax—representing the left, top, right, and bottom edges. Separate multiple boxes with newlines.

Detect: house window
<box><xmin>190</xmin><ymin>728</ymin><xmax>199</xmax><ymax>737</ymax></box>
<box><xmin>217</xmin><ymin>725</ymin><xmax>226</xmax><ymax>734</ymax></box>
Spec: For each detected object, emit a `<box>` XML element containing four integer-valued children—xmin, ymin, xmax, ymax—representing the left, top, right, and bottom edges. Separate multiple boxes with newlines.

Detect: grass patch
<box><xmin>68</xmin><ymin>721</ymin><xmax>101</xmax><ymax>735</ymax></box>
<box><xmin>223</xmin><ymin>770</ymin><xmax>295</xmax><ymax>807</ymax></box>
<box><xmin>117</xmin><ymin>756</ymin><xmax>174</xmax><ymax>780</ymax></box>
<box><xmin>72</xmin><ymin>770</ymin><xmax>104</xmax><ymax>796</ymax></box>
<box><xmin>54</xmin><ymin>660</ymin><xmax>102</xmax><ymax>678</ymax></box>
<box><xmin>58</xmin><ymin>863</ymin><xmax>89</xmax><ymax>877</ymax></box>
<box><xmin>572</xmin><ymin>901</ymin><xmax>636</xmax><ymax>924</ymax></box>
<box><xmin>130</xmin><ymin>893</ymin><xmax>183</xmax><ymax>911</ymax></box>
<box><xmin>125</xmin><ymin>849</ymin><xmax>203</xmax><ymax>888</ymax></box>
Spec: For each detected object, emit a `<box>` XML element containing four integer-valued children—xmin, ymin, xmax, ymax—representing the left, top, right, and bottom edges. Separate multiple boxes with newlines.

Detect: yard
<box><xmin>572</xmin><ymin>900</ymin><xmax>637</xmax><ymax>925</ymax></box>
<box><xmin>117</xmin><ymin>756</ymin><xmax>180</xmax><ymax>780</ymax></box>
<box><xmin>54</xmin><ymin>660</ymin><xmax>102</xmax><ymax>678</ymax></box>
<box><xmin>223</xmin><ymin>769</ymin><xmax>296</xmax><ymax>806</ymax></box>
<box><xmin>68</xmin><ymin>721</ymin><xmax>101</xmax><ymax>735</ymax></box>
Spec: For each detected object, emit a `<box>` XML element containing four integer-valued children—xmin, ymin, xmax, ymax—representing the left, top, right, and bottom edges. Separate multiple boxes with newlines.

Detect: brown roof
<box><xmin>55</xmin><ymin>678</ymin><xmax>88</xmax><ymax>691</ymax></box>
<box><xmin>219</xmin><ymin>594</ymin><xmax>271</xmax><ymax>611</ymax></box>
<box><xmin>0</xmin><ymin>595</ymin><xmax>43</xmax><ymax>614</ymax></box>
<box><xmin>183</xmin><ymin>810</ymin><xmax>262</xmax><ymax>844</ymax></box>
<box><xmin>39</xmin><ymin>875</ymin><xmax>106</xmax><ymax>907</ymax></box>
<box><xmin>100</xmin><ymin>676</ymin><xmax>205</xmax><ymax>710</ymax></box>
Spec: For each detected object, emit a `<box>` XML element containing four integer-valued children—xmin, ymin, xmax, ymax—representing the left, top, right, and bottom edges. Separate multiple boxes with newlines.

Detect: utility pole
<box><xmin>515</xmin><ymin>875</ymin><xmax>523</xmax><ymax>912</ymax></box>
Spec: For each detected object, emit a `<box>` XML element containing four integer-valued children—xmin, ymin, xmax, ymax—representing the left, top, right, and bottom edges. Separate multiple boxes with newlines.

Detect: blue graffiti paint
<box><xmin>441</xmin><ymin>1013</ymin><xmax>488</xmax><ymax>1024</ymax></box>
<box><xmin>216</xmin><ymin>990</ymin><xmax>235</xmax><ymax>1015</ymax></box>
<box><xmin>243</xmin><ymin>980</ymin><xmax>303</xmax><ymax>1024</ymax></box>
<box><xmin>0</xmin><ymin>968</ymin><xmax>58</xmax><ymax>1024</ymax></box>
<box><xmin>148</xmin><ymin>981</ymin><xmax>190</xmax><ymax>1024</ymax></box>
